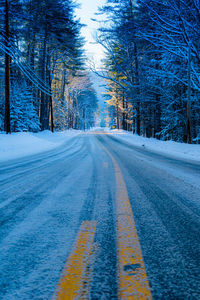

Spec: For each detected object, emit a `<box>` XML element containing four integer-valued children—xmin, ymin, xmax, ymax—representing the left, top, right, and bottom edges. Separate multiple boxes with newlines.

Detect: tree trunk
<box><xmin>76</xmin><ymin>97</ymin><xmax>79</xmax><ymax>129</ymax></box>
<box><xmin>154</xmin><ymin>93</ymin><xmax>161</xmax><ymax>139</ymax></box>
<box><xmin>49</xmin><ymin>73</ymin><xmax>54</xmax><ymax>132</ymax></box>
<box><xmin>136</xmin><ymin>103</ymin><xmax>140</xmax><ymax>135</ymax></box>
<box><xmin>187</xmin><ymin>44</ymin><xmax>192</xmax><ymax>144</ymax></box>
<box><xmin>116</xmin><ymin>98</ymin><xmax>119</xmax><ymax>129</ymax></box>
<box><xmin>4</xmin><ymin>0</ymin><xmax>11</xmax><ymax>134</ymax></box>
<box><xmin>122</xmin><ymin>91</ymin><xmax>126</xmax><ymax>130</ymax></box>
<box><xmin>40</xmin><ymin>32</ymin><xmax>47</xmax><ymax>130</ymax></box>
<box><xmin>134</xmin><ymin>42</ymin><xmax>141</xmax><ymax>135</ymax></box>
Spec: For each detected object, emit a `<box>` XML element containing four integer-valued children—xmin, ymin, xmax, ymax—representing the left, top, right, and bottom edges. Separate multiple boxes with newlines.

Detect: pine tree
<box><xmin>10</xmin><ymin>81</ymin><xmax>40</xmax><ymax>132</ymax></box>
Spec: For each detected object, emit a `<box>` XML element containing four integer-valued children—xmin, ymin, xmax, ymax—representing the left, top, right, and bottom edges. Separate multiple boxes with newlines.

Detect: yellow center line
<box><xmin>99</xmin><ymin>141</ymin><xmax>152</xmax><ymax>299</ymax></box>
<box><xmin>55</xmin><ymin>221</ymin><xmax>96</xmax><ymax>300</ymax></box>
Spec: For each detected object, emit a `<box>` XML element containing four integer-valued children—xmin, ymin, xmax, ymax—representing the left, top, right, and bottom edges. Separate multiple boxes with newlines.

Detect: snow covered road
<box><xmin>0</xmin><ymin>132</ymin><xmax>200</xmax><ymax>299</ymax></box>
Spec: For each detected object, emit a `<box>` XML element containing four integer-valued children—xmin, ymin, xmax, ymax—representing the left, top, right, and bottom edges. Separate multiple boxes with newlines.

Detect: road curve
<box><xmin>0</xmin><ymin>132</ymin><xmax>200</xmax><ymax>299</ymax></box>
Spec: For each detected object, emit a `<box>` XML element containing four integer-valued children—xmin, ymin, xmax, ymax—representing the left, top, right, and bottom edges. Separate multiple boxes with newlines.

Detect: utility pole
<box><xmin>187</xmin><ymin>43</ymin><xmax>192</xmax><ymax>144</ymax></box>
<box><xmin>5</xmin><ymin>0</ymin><xmax>11</xmax><ymax>134</ymax></box>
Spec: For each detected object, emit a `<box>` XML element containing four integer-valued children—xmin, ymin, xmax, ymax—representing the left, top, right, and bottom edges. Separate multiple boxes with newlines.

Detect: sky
<box><xmin>76</xmin><ymin>0</ymin><xmax>106</xmax><ymax>68</ymax></box>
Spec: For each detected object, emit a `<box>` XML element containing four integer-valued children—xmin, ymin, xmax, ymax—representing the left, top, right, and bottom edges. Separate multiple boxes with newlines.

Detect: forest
<box><xmin>0</xmin><ymin>0</ymin><xmax>98</xmax><ymax>134</ymax></box>
<box><xmin>97</xmin><ymin>0</ymin><xmax>200</xmax><ymax>143</ymax></box>
<box><xmin>0</xmin><ymin>0</ymin><xmax>200</xmax><ymax>144</ymax></box>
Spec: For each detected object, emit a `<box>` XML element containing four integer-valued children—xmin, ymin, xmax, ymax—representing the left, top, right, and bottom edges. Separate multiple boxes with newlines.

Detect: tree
<box><xmin>10</xmin><ymin>81</ymin><xmax>40</xmax><ymax>132</ymax></box>
<box><xmin>0</xmin><ymin>0</ymin><xmax>86</xmax><ymax>133</ymax></box>
<box><xmin>96</xmin><ymin>0</ymin><xmax>200</xmax><ymax>143</ymax></box>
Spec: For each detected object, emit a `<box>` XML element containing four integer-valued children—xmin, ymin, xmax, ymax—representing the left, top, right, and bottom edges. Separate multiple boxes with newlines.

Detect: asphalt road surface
<box><xmin>0</xmin><ymin>132</ymin><xmax>200</xmax><ymax>299</ymax></box>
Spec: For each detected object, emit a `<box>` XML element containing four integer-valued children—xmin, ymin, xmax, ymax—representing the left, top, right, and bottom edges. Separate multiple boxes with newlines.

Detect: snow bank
<box><xmin>0</xmin><ymin>130</ymin><xmax>80</xmax><ymax>162</ymax></box>
<box><xmin>105</xmin><ymin>128</ymin><xmax>200</xmax><ymax>162</ymax></box>
<box><xmin>1</xmin><ymin>128</ymin><xmax>199</xmax><ymax>163</ymax></box>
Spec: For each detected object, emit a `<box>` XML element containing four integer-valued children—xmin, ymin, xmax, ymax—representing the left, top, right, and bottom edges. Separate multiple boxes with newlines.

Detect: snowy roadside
<box><xmin>1</xmin><ymin>128</ymin><xmax>199</xmax><ymax>163</ymax></box>
<box><xmin>105</xmin><ymin>128</ymin><xmax>200</xmax><ymax>162</ymax></box>
<box><xmin>0</xmin><ymin>130</ymin><xmax>80</xmax><ymax>162</ymax></box>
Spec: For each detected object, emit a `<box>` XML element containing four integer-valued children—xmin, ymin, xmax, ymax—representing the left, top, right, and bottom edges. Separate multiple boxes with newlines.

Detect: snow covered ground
<box><xmin>0</xmin><ymin>130</ymin><xmax>80</xmax><ymax>162</ymax></box>
<box><xmin>104</xmin><ymin>128</ymin><xmax>200</xmax><ymax>162</ymax></box>
<box><xmin>0</xmin><ymin>128</ymin><xmax>199</xmax><ymax>163</ymax></box>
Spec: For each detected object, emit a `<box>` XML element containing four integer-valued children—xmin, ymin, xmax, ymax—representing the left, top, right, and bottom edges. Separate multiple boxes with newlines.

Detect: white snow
<box><xmin>104</xmin><ymin>128</ymin><xmax>200</xmax><ymax>162</ymax></box>
<box><xmin>0</xmin><ymin>130</ymin><xmax>80</xmax><ymax>162</ymax></box>
<box><xmin>0</xmin><ymin>128</ymin><xmax>200</xmax><ymax>163</ymax></box>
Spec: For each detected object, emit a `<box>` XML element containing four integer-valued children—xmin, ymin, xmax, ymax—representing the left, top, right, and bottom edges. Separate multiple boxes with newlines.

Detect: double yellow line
<box><xmin>55</xmin><ymin>221</ymin><xmax>96</xmax><ymax>299</ymax></box>
<box><xmin>107</xmin><ymin>148</ymin><xmax>151</xmax><ymax>299</ymax></box>
<box><xmin>54</xmin><ymin>143</ymin><xmax>151</xmax><ymax>299</ymax></box>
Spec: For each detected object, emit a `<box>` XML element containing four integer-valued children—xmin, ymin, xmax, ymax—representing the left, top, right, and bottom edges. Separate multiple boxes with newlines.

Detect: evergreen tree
<box><xmin>10</xmin><ymin>81</ymin><xmax>40</xmax><ymax>132</ymax></box>
<box><xmin>97</xmin><ymin>0</ymin><xmax>200</xmax><ymax>143</ymax></box>
<box><xmin>0</xmin><ymin>0</ymin><xmax>86</xmax><ymax>133</ymax></box>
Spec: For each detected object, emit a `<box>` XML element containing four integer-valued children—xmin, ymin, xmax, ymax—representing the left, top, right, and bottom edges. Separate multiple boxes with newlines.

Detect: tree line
<box><xmin>97</xmin><ymin>0</ymin><xmax>200</xmax><ymax>143</ymax></box>
<box><xmin>0</xmin><ymin>0</ymin><xmax>98</xmax><ymax>133</ymax></box>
